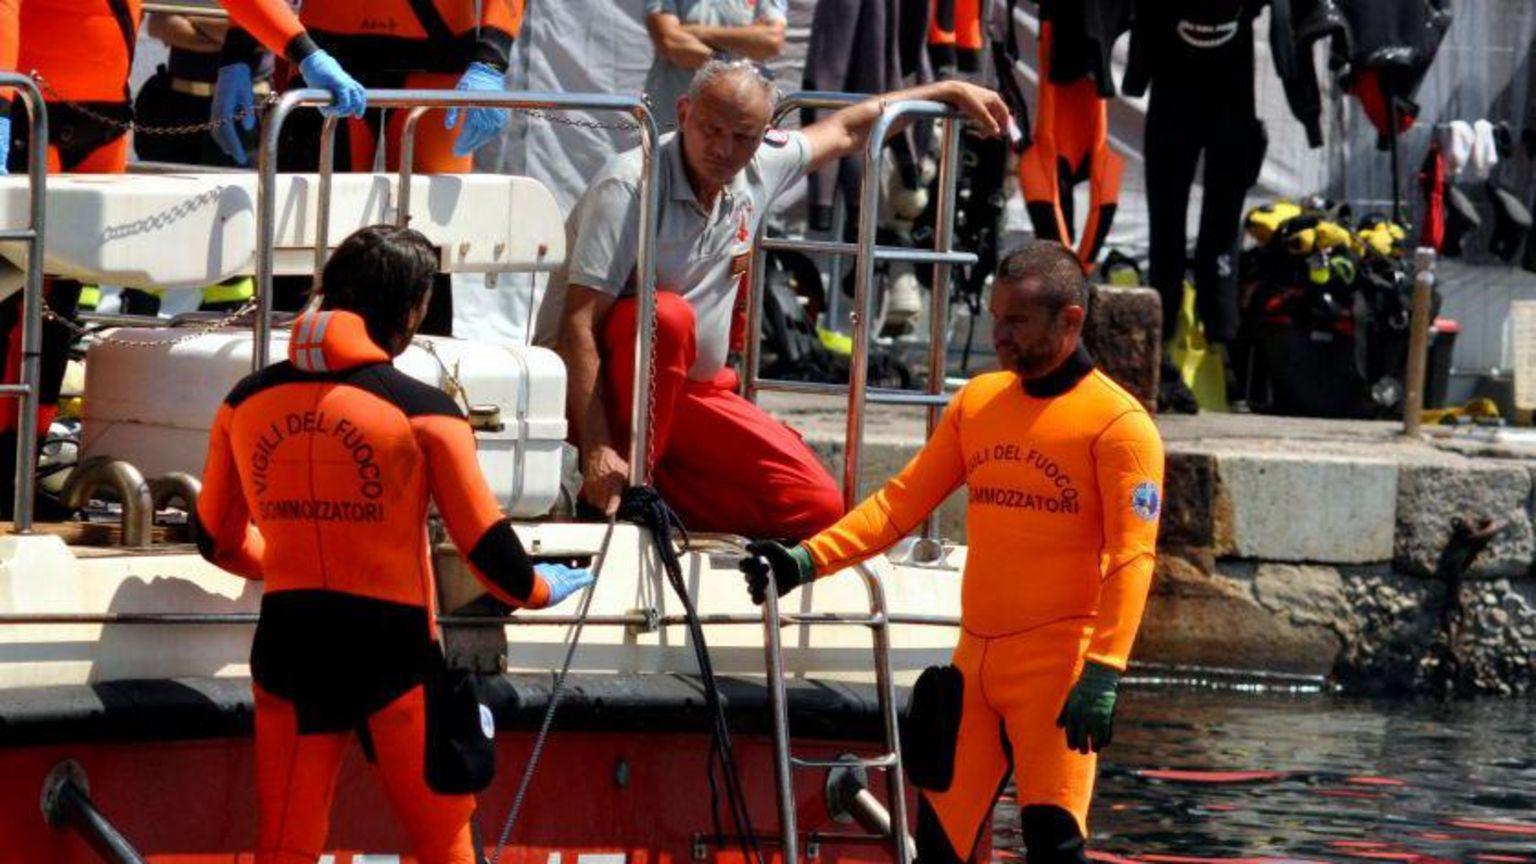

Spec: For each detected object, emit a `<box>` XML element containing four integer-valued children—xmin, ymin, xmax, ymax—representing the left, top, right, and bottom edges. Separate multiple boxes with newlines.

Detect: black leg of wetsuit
<box><xmin>1143</xmin><ymin>86</ymin><xmax>1201</xmax><ymax>341</ymax></box>
<box><xmin>1020</xmin><ymin>805</ymin><xmax>1088</xmax><ymax>864</ymax></box>
<box><xmin>1191</xmin><ymin>116</ymin><xmax>1264</xmax><ymax>344</ymax></box>
<box><xmin>915</xmin><ymin>795</ymin><xmax>971</xmax><ymax>864</ymax></box>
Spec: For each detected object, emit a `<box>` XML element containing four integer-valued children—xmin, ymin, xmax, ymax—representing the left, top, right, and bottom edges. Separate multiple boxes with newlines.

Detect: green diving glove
<box><xmin>1055</xmin><ymin>661</ymin><xmax>1121</xmax><ymax>754</ymax></box>
<box><xmin>739</xmin><ymin>540</ymin><xmax>815</xmax><ymax>605</ymax></box>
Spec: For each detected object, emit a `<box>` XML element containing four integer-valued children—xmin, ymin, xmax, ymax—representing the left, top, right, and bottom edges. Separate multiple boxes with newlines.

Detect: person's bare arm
<box><xmin>799</xmin><ymin>79</ymin><xmax>1011</xmax><ymax>174</ymax></box>
<box><xmin>147</xmin><ymin>12</ymin><xmax>229</xmax><ymax>53</ymax></box>
<box><xmin>685</xmin><ymin>19</ymin><xmax>785</xmax><ymax>61</ymax></box>
<box><xmin>646</xmin><ymin>12</ymin><xmax>715</xmax><ymax>70</ymax></box>
<box><xmin>556</xmin><ymin>284</ymin><xmax>627</xmax><ymax>515</ymax></box>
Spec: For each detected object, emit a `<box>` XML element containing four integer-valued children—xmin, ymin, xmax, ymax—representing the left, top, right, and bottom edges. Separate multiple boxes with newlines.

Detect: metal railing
<box><xmin>759</xmin><ymin>558</ymin><xmax>914</xmax><ymax>864</ymax></box>
<box><xmin>1</xmin><ymin>73</ymin><xmax>48</xmax><ymax>534</ymax></box>
<box><xmin>255</xmin><ymin>88</ymin><xmax>663</xmax><ymax>484</ymax></box>
<box><xmin>743</xmin><ymin>94</ymin><xmax>975</xmax><ymax>548</ymax></box>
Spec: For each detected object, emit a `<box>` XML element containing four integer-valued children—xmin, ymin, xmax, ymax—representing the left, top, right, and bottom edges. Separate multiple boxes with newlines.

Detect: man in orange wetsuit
<box><xmin>742</xmin><ymin>240</ymin><xmax>1164</xmax><ymax>864</ymax></box>
<box><xmin>212</xmin><ymin>0</ymin><xmax>526</xmax><ymax>172</ymax></box>
<box><xmin>196</xmin><ymin>225</ymin><xmax>593</xmax><ymax>864</ymax></box>
<box><xmin>0</xmin><ymin>0</ymin><xmax>362</xmax><ymax>517</ymax></box>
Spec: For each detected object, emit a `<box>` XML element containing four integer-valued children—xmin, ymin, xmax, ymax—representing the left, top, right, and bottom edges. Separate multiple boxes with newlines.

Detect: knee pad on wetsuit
<box><xmin>901</xmin><ymin>664</ymin><xmax>965</xmax><ymax>791</ymax></box>
<box><xmin>1021</xmin><ymin>805</ymin><xmax>1087</xmax><ymax>864</ymax></box>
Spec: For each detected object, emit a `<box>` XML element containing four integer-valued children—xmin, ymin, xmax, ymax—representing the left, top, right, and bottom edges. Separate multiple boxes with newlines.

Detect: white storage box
<box><xmin>81</xmin><ymin>328</ymin><xmax>567</xmax><ymax>517</ymax></box>
<box><xmin>0</xmin><ymin>172</ymin><xmax>566</xmax><ymax>292</ymax></box>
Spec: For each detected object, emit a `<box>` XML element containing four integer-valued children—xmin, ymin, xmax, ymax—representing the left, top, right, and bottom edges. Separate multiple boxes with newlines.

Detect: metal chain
<box><xmin>43</xmin><ymin>297</ymin><xmax>260</xmax><ymax>347</ymax></box>
<box><xmin>411</xmin><ymin>336</ymin><xmax>472</xmax><ymax>413</ymax></box>
<box><xmin>29</xmin><ymin>71</ymin><xmax>279</xmax><ymax>137</ymax></box>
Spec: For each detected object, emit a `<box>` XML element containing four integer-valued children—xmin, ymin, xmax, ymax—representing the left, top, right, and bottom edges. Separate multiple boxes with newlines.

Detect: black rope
<box><xmin>618</xmin><ymin>486</ymin><xmax>765</xmax><ymax>864</ymax></box>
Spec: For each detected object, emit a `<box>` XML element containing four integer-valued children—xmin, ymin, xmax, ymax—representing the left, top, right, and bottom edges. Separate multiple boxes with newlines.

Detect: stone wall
<box><xmin>1147</xmin><ymin>444</ymin><xmax>1536</xmax><ymax>695</ymax></box>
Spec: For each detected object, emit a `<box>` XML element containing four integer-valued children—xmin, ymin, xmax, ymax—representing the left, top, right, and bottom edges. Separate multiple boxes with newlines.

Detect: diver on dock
<box><xmin>741</xmin><ymin>240</ymin><xmax>1165</xmax><ymax>864</ymax></box>
<box><xmin>194</xmin><ymin>224</ymin><xmax>593</xmax><ymax>864</ymax></box>
<box><xmin>535</xmin><ymin>58</ymin><xmax>1011</xmax><ymax>540</ymax></box>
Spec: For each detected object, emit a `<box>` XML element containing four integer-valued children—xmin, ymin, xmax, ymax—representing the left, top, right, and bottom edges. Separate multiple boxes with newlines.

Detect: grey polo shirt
<box><xmin>644</xmin><ymin>0</ymin><xmax>788</xmax><ymax>130</ymax></box>
<box><xmin>534</xmin><ymin>129</ymin><xmax>812</xmax><ymax>382</ymax></box>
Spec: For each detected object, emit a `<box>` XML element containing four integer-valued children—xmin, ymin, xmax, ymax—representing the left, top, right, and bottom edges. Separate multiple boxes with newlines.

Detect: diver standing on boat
<box><xmin>741</xmin><ymin>240</ymin><xmax>1164</xmax><ymax>864</ymax></box>
<box><xmin>535</xmin><ymin>59</ymin><xmax>1011</xmax><ymax>540</ymax></box>
<box><xmin>194</xmin><ymin>225</ymin><xmax>592</xmax><ymax>864</ymax></box>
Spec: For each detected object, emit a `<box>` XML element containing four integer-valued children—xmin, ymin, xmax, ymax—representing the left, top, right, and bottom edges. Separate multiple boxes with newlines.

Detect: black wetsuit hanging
<box><xmin>1335</xmin><ymin>0</ymin><xmax>1452</xmax><ymax>145</ymax></box>
<box><xmin>1126</xmin><ymin>0</ymin><xmax>1269</xmax><ymax>344</ymax></box>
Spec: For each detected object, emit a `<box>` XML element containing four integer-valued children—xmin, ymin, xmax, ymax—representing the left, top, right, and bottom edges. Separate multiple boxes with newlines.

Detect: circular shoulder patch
<box><xmin>478</xmin><ymin>703</ymin><xmax>496</xmax><ymax>739</ymax></box>
<box><xmin>1130</xmin><ymin>481</ymin><xmax>1161</xmax><ymax>523</ymax></box>
<box><xmin>763</xmin><ymin>129</ymin><xmax>791</xmax><ymax>147</ymax></box>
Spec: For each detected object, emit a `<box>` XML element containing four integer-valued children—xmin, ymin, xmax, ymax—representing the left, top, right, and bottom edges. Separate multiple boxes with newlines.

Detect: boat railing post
<box><xmin>397</xmin><ymin>106</ymin><xmax>432</xmax><ymax>227</ymax></box>
<box><xmin>311</xmin><ymin>115</ymin><xmax>339</xmax><ymax>294</ymax></box>
<box><xmin>916</xmin><ymin>116</ymin><xmax>961</xmax><ymax>556</ymax></box>
<box><xmin>1</xmin><ymin>74</ymin><xmax>46</xmax><ymax>533</ymax></box>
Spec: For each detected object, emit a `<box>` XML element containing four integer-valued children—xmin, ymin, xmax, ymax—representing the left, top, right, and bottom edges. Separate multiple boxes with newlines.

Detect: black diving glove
<box><xmin>739</xmin><ymin>540</ymin><xmax>815</xmax><ymax>605</ymax></box>
<box><xmin>1055</xmin><ymin>661</ymin><xmax>1121</xmax><ymax>754</ymax></box>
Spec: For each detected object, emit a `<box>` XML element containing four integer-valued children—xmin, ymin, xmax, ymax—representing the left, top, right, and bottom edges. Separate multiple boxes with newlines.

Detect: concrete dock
<box><xmin>762</xmin><ymin>393</ymin><xmax>1536</xmax><ymax>694</ymax></box>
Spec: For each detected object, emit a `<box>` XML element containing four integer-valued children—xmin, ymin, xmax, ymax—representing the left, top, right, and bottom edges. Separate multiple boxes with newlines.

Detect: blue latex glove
<box><xmin>299</xmin><ymin>50</ymin><xmax>367</xmax><ymax>118</ymax></box>
<box><xmin>0</xmin><ymin>114</ymin><xmax>9</xmax><ymax>176</ymax></box>
<box><xmin>444</xmin><ymin>62</ymin><xmax>508</xmax><ymax>158</ymax></box>
<box><xmin>210</xmin><ymin>63</ymin><xmax>256</xmax><ymax>166</ymax></box>
<box><xmin>535</xmin><ymin>562</ymin><xmax>595</xmax><ymax>608</ymax></box>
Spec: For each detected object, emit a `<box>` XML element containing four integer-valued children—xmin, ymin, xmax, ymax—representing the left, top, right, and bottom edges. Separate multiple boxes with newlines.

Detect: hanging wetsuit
<box><xmin>222</xmin><ymin>0</ymin><xmax>525</xmax><ymax>174</ymax></box>
<box><xmin>928</xmin><ymin>0</ymin><xmax>983</xmax><ymax>75</ymax></box>
<box><xmin>799</xmin><ymin>349</ymin><xmax>1163</xmax><ymax>863</ymax></box>
<box><xmin>197</xmin><ymin>309</ymin><xmax>563</xmax><ymax>864</ymax></box>
<box><xmin>1125</xmin><ymin>0</ymin><xmax>1269</xmax><ymax>344</ymax></box>
<box><xmin>1334</xmin><ymin>0</ymin><xmax>1451</xmax><ymax>148</ymax></box>
<box><xmin>1016</xmin><ymin>0</ymin><xmax>1130</xmax><ymax>270</ymax></box>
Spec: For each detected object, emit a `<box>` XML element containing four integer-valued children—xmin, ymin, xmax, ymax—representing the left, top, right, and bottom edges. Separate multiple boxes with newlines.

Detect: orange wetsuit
<box><xmin>803</xmin><ymin>347</ymin><xmax>1164</xmax><ymax>861</ymax></box>
<box><xmin>1016</xmin><ymin>16</ymin><xmax>1124</xmax><ymax>270</ymax></box>
<box><xmin>929</xmin><ymin>0</ymin><xmax>983</xmax><ymax>73</ymax></box>
<box><xmin>197</xmin><ymin>309</ymin><xmax>555</xmax><ymax>864</ymax></box>
<box><xmin>224</xmin><ymin>0</ymin><xmax>526</xmax><ymax>173</ymax></box>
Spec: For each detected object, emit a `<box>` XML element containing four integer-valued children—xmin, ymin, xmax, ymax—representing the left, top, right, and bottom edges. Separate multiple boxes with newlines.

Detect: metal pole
<box><xmin>918</xmin><ymin>117</ymin><xmax>961</xmax><ymax>548</ymax></box>
<box><xmin>397</xmin><ymin>107</ymin><xmax>431</xmax><ymax>227</ymax></box>
<box><xmin>255</xmin><ymin>90</ymin><xmax>305</xmax><ymax>370</ymax></box>
<box><xmin>858</xmin><ymin>563</ymin><xmax>913</xmax><ymax>864</ymax></box>
<box><xmin>1403</xmin><ymin>247</ymin><xmax>1437</xmax><ymax>438</ymax></box>
<box><xmin>627</xmin><ymin>107</ymin><xmax>662</xmax><ymax>484</ymax></box>
<box><xmin>741</xmin><ymin>219</ymin><xmax>769</xmax><ymax>402</ymax></box>
<box><xmin>760</xmin><ymin>569</ymin><xmax>800</xmax><ymax>864</ymax></box>
<box><xmin>311</xmin><ymin>116</ymin><xmax>338</xmax><ymax>294</ymax></box>
<box><xmin>40</xmin><ymin>761</ymin><xmax>147</xmax><ymax>864</ymax></box>
<box><xmin>7</xmin><ymin>74</ymin><xmax>47</xmax><ymax>533</ymax></box>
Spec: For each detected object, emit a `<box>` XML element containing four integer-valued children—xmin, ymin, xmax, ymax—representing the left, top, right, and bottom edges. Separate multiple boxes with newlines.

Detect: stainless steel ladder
<box><xmin>748</xmin><ymin>95</ymin><xmax>979</xmax><ymax>864</ymax></box>
<box><xmin>0</xmin><ymin>73</ymin><xmax>49</xmax><ymax>534</ymax></box>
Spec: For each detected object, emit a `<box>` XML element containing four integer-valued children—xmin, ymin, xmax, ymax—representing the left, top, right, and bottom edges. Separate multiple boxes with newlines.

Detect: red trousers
<box><xmin>254</xmin><ymin>684</ymin><xmax>477</xmax><ymax>864</ymax></box>
<box><xmin>601</xmin><ymin>293</ymin><xmax>843</xmax><ymax>540</ymax></box>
